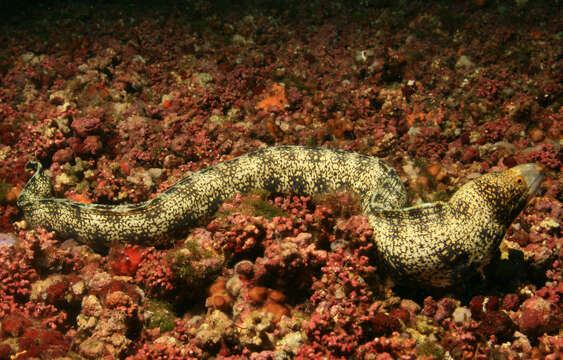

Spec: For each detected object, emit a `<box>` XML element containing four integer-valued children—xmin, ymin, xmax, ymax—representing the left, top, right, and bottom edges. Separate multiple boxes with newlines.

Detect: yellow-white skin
<box><xmin>18</xmin><ymin>146</ymin><xmax>544</xmax><ymax>286</ymax></box>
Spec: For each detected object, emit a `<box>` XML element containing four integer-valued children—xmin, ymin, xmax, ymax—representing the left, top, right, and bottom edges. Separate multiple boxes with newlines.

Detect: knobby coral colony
<box><xmin>18</xmin><ymin>146</ymin><xmax>544</xmax><ymax>287</ymax></box>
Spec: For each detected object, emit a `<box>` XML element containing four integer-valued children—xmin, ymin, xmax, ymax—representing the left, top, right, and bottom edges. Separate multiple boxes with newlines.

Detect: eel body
<box><xmin>17</xmin><ymin>146</ymin><xmax>544</xmax><ymax>286</ymax></box>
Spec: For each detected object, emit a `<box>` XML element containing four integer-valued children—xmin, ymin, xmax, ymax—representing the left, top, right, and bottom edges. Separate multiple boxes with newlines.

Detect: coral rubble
<box><xmin>0</xmin><ymin>0</ymin><xmax>561</xmax><ymax>358</ymax></box>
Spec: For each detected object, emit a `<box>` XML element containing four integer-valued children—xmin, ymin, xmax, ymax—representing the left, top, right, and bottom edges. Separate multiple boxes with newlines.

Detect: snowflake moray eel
<box><xmin>17</xmin><ymin>146</ymin><xmax>545</xmax><ymax>286</ymax></box>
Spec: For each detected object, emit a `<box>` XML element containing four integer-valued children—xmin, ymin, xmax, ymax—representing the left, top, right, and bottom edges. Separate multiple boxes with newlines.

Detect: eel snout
<box><xmin>511</xmin><ymin>163</ymin><xmax>545</xmax><ymax>196</ymax></box>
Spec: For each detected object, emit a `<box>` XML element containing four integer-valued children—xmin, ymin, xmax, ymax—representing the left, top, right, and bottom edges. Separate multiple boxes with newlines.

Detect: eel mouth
<box><xmin>512</xmin><ymin>163</ymin><xmax>545</xmax><ymax>196</ymax></box>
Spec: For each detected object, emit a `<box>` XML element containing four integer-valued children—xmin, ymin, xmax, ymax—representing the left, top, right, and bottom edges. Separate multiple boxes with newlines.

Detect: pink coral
<box><xmin>407</xmin><ymin>125</ymin><xmax>449</xmax><ymax>161</ymax></box>
<box><xmin>135</xmin><ymin>249</ymin><xmax>174</xmax><ymax>296</ymax></box>
<box><xmin>208</xmin><ymin>212</ymin><xmax>274</xmax><ymax>259</ymax></box>
<box><xmin>0</xmin><ymin>237</ymin><xmax>39</xmax><ymax>318</ymax></box>
<box><xmin>520</xmin><ymin>143</ymin><xmax>562</xmax><ymax>170</ymax></box>
<box><xmin>255</xmin><ymin>232</ymin><xmax>327</xmax><ymax>289</ymax></box>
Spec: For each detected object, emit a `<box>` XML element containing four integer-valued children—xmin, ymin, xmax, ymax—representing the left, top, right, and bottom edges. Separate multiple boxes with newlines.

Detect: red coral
<box><xmin>389</xmin><ymin>307</ymin><xmax>410</xmax><ymax>325</ymax></box>
<box><xmin>110</xmin><ymin>245</ymin><xmax>146</xmax><ymax>276</ymax></box>
<box><xmin>300</xmin><ymin>249</ymin><xmax>379</xmax><ymax>357</ymax></box>
<box><xmin>81</xmin><ymin>135</ymin><xmax>103</xmax><ymax>154</ymax></box>
<box><xmin>0</xmin><ymin>205</ymin><xmax>18</xmax><ymax>232</ymax></box>
<box><xmin>1</xmin><ymin>312</ymin><xmax>31</xmax><ymax>337</ymax></box>
<box><xmin>433</xmin><ymin>297</ymin><xmax>458</xmax><ymax>322</ymax></box>
<box><xmin>45</xmin><ymin>278</ymin><xmax>69</xmax><ymax>304</ymax></box>
<box><xmin>473</xmin><ymin>78</ymin><xmax>506</xmax><ymax>102</ymax></box>
<box><xmin>461</xmin><ymin>145</ymin><xmax>479</xmax><ymax>163</ymax></box>
<box><xmin>17</xmin><ymin>327</ymin><xmax>69</xmax><ymax>359</ymax></box>
<box><xmin>501</xmin><ymin>293</ymin><xmax>521</xmax><ymax>311</ymax></box>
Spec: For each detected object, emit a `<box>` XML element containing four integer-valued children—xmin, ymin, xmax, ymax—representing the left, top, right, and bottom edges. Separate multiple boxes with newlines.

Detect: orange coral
<box><xmin>260</xmin><ymin>302</ymin><xmax>289</xmax><ymax>322</ymax></box>
<box><xmin>268</xmin><ymin>289</ymin><xmax>286</xmax><ymax>303</ymax></box>
<box><xmin>404</xmin><ymin>103</ymin><xmax>446</xmax><ymax>128</ymax></box>
<box><xmin>205</xmin><ymin>277</ymin><xmax>233</xmax><ymax>312</ymax></box>
<box><xmin>327</xmin><ymin>112</ymin><xmax>354</xmax><ymax>138</ymax></box>
<box><xmin>247</xmin><ymin>286</ymin><xmax>289</xmax><ymax>322</ymax></box>
<box><xmin>248</xmin><ymin>286</ymin><xmax>269</xmax><ymax>303</ymax></box>
<box><xmin>67</xmin><ymin>193</ymin><xmax>92</xmax><ymax>204</ymax></box>
<box><xmin>256</xmin><ymin>83</ymin><xmax>288</xmax><ymax>112</ymax></box>
<box><xmin>4</xmin><ymin>186</ymin><xmax>21</xmax><ymax>204</ymax></box>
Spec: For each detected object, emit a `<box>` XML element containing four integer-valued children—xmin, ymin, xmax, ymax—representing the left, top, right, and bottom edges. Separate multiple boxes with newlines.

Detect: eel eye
<box><xmin>515</xmin><ymin>176</ymin><xmax>525</xmax><ymax>186</ymax></box>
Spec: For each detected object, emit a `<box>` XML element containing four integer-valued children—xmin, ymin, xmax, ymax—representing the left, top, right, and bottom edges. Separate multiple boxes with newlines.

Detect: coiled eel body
<box><xmin>17</xmin><ymin>146</ymin><xmax>544</xmax><ymax>286</ymax></box>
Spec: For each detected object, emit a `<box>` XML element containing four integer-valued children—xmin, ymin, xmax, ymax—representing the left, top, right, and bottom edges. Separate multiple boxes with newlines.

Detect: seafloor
<box><xmin>0</xmin><ymin>0</ymin><xmax>561</xmax><ymax>359</ymax></box>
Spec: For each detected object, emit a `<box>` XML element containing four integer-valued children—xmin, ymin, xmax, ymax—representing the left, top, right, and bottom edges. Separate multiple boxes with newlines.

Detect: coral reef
<box><xmin>0</xmin><ymin>0</ymin><xmax>561</xmax><ymax>358</ymax></box>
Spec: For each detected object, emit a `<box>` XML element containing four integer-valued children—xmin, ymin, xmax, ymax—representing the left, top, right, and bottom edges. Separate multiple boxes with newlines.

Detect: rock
<box><xmin>53</xmin><ymin>147</ymin><xmax>74</xmax><ymax>163</ymax></box>
<box><xmin>71</xmin><ymin>116</ymin><xmax>102</xmax><ymax>137</ymax></box>
<box><xmin>476</xmin><ymin>311</ymin><xmax>515</xmax><ymax>341</ymax></box>
<box><xmin>194</xmin><ymin>72</ymin><xmax>214</xmax><ymax>87</ymax></box>
<box><xmin>516</xmin><ymin>297</ymin><xmax>560</xmax><ymax>337</ymax></box>
<box><xmin>232</xmin><ymin>34</ymin><xmax>253</xmax><ymax>46</ymax></box>
<box><xmin>434</xmin><ymin>297</ymin><xmax>459</xmax><ymax>322</ymax></box>
<box><xmin>0</xmin><ymin>233</ymin><xmax>17</xmax><ymax>247</ymax></box>
<box><xmin>81</xmin><ymin>295</ymin><xmax>103</xmax><ymax>317</ymax></box>
<box><xmin>455</xmin><ymin>55</ymin><xmax>474</xmax><ymax>69</ymax></box>
<box><xmin>277</xmin><ymin>331</ymin><xmax>305</xmax><ymax>355</ymax></box>
<box><xmin>82</xmin><ymin>135</ymin><xmax>102</xmax><ymax>154</ymax></box>
<box><xmin>79</xmin><ymin>337</ymin><xmax>104</xmax><ymax>359</ymax></box>
<box><xmin>354</xmin><ymin>49</ymin><xmax>374</xmax><ymax>63</ymax></box>
<box><xmin>195</xmin><ymin>310</ymin><xmax>234</xmax><ymax>349</ymax></box>
<box><xmin>371</xmin><ymin>313</ymin><xmax>402</xmax><ymax>336</ymax></box>
<box><xmin>21</xmin><ymin>52</ymin><xmax>36</xmax><ymax>63</ymax></box>
<box><xmin>452</xmin><ymin>306</ymin><xmax>472</xmax><ymax>324</ymax></box>
<box><xmin>529</xmin><ymin>128</ymin><xmax>545</xmax><ymax>142</ymax></box>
